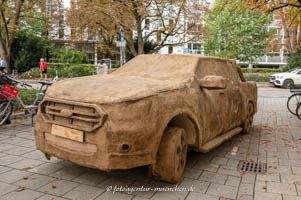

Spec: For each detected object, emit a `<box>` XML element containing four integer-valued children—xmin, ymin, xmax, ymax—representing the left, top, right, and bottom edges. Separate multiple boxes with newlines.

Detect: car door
<box><xmin>295</xmin><ymin>69</ymin><xmax>301</xmax><ymax>85</ymax></box>
<box><xmin>196</xmin><ymin>58</ymin><xmax>232</xmax><ymax>141</ymax></box>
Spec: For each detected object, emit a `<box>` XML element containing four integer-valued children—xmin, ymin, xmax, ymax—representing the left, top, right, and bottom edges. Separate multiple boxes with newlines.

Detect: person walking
<box><xmin>97</xmin><ymin>60</ymin><xmax>108</xmax><ymax>74</ymax></box>
<box><xmin>40</xmin><ymin>58</ymin><xmax>48</xmax><ymax>80</ymax></box>
<box><xmin>0</xmin><ymin>57</ymin><xmax>7</xmax><ymax>74</ymax></box>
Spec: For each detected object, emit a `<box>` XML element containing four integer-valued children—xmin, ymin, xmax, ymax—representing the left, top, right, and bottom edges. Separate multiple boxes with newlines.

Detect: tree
<box><xmin>126</xmin><ymin>37</ymin><xmax>158</xmax><ymax>61</ymax></box>
<box><xmin>203</xmin><ymin>0</ymin><xmax>273</xmax><ymax>64</ymax></box>
<box><xmin>234</xmin><ymin>0</ymin><xmax>301</xmax><ymax>53</ymax></box>
<box><xmin>0</xmin><ymin>0</ymin><xmax>43</xmax><ymax>74</ymax></box>
<box><xmin>286</xmin><ymin>48</ymin><xmax>301</xmax><ymax>70</ymax></box>
<box><xmin>52</xmin><ymin>47</ymin><xmax>88</xmax><ymax>64</ymax></box>
<box><xmin>66</xmin><ymin>0</ymin><xmax>208</xmax><ymax>57</ymax></box>
<box><xmin>10</xmin><ymin>31</ymin><xmax>50</xmax><ymax>72</ymax></box>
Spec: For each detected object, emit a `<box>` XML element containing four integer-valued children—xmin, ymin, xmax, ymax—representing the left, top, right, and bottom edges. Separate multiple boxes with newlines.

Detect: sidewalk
<box><xmin>0</xmin><ymin>87</ymin><xmax>300</xmax><ymax>200</ymax></box>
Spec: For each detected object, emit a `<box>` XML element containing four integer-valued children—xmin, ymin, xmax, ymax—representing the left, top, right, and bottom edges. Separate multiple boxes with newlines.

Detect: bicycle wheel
<box><xmin>297</xmin><ymin>103</ymin><xmax>301</xmax><ymax>120</ymax></box>
<box><xmin>287</xmin><ymin>93</ymin><xmax>301</xmax><ymax>115</ymax></box>
<box><xmin>0</xmin><ymin>102</ymin><xmax>12</xmax><ymax>126</ymax></box>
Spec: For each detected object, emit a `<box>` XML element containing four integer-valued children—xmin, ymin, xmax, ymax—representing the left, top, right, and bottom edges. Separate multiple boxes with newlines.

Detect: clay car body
<box><xmin>35</xmin><ymin>54</ymin><xmax>257</xmax><ymax>183</ymax></box>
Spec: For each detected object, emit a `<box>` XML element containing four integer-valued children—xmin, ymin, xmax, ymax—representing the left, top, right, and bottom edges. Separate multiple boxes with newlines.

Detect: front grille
<box><xmin>40</xmin><ymin>98</ymin><xmax>107</xmax><ymax>132</ymax></box>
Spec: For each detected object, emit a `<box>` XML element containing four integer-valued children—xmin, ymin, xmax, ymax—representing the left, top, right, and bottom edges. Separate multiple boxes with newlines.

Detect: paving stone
<box><xmin>38</xmin><ymin>179</ymin><xmax>79</xmax><ymax>196</ymax></box>
<box><xmin>71</xmin><ymin>170</ymin><xmax>108</xmax><ymax>186</ymax></box>
<box><xmin>95</xmin><ymin>191</ymin><xmax>132</xmax><ymax>200</ymax></box>
<box><xmin>17</xmin><ymin>140</ymin><xmax>36</xmax><ymax>148</ymax></box>
<box><xmin>0</xmin><ymin>137</ymin><xmax>28</xmax><ymax>145</ymax></box>
<box><xmin>206</xmin><ymin>183</ymin><xmax>238</xmax><ymax>199</ymax></box>
<box><xmin>21</xmin><ymin>150</ymin><xmax>45</xmax><ymax>160</ymax></box>
<box><xmin>254</xmin><ymin>192</ymin><xmax>282</xmax><ymax>200</ymax></box>
<box><xmin>50</xmin><ymin>165</ymin><xmax>87</xmax><ymax>180</ymax></box>
<box><xmin>8</xmin><ymin>158</ymin><xmax>44</xmax><ymax>170</ymax></box>
<box><xmin>14</xmin><ymin>174</ymin><xmax>55</xmax><ymax>190</ymax></box>
<box><xmin>283</xmin><ymin>195</ymin><xmax>301</xmax><ymax>200</ymax></box>
<box><xmin>227</xmin><ymin>159</ymin><xmax>240</xmax><ymax>167</ymax></box>
<box><xmin>291</xmin><ymin>166</ymin><xmax>301</xmax><ymax>175</ymax></box>
<box><xmin>217</xmin><ymin>165</ymin><xmax>241</xmax><ymax>176</ymax></box>
<box><xmin>199</xmin><ymin>171</ymin><xmax>227</xmax><ymax>184</ymax></box>
<box><xmin>151</xmin><ymin>190</ymin><xmax>188</xmax><ymax>200</ymax></box>
<box><xmin>182</xmin><ymin>168</ymin><xmax>202</xmax><ymax>179</ymax></box>
<box><xmin>185</xmin><ymin>192</ymin><xmax>219</xmax><ymax>200</ymax></box>
<box><xmin>0</xmin><ymin>188</ymin><xmax>43</xmax><ymax>200</ymax></box>
<box><xmin>193</xmin><ymin>162</ymin><xmax>219</xmax><ymax>172</ymax></box>
<box><xmin>241</xmin><ymin>174</ymin><xmax>256</xmax><ymax>184</ymax></box>
<box><xmin>0</xmin><ymin>169</ymin><xmax>32</xmax><ymax>184</ymax></box>
<box><xmin>281</xmin><ymin>174</ymin><xmax>301</xmax><ymax>184</ymax></box>
<box><xmin>36</xmin><ymin>194</ymin><xmax>68</xmax><ymax>200</ymax></box>
<box><xmin>63</xmin><ymin>184</ymin><xmax>105</xmax><ymax>200</ymax></box>
<box><xmin>211</xmin><ymin>156</ymin><xmax>228</xmax><ymax>165</ymax></box>
<box><xmin>0</xmin><ymin>182</ymin><xmax>18</xmax><ymax>196</ymax></box>
<box><xmin>179</xmin><ymin>178</ymin><xmax>209</xmax><ymax>194</ymax></box>
<box><xmin>256</xmin><ymin>174</ymin><xmax>280</xmax><ymax>182</ymax></box>
<box><xmin>0</xmin><ymin>144</ymin><xmax>16</xmax><ymax>152</ymax></box>
<box><xmin>238</xmin><ymin>183</ymin><xmax>254</xmax><ymax>195</ymax></box>
<box><xmin>0</xmin><ymin>155</ymin><xmax>24</xmax><ymax>165</ymax></box>
<box><xmin>237</xmin><ymin>194</ymin><xmax>253</xmax><ymax>200</ymax></box>
<box><xmin>266</xmin><ymin>165</ymin><xmax>292</xmax><ymax>174</ymax></box>
<box><xmin>0</xmin><ymin>166</ymin><xmax>12</xmax><ymax>175</ymax></box>
<box><xmin>98</xmin><ymin>177</ymin><xmax>134</xmax><ymax>189</ymax></box>
<box><xmin>255</xmin><ymin>181</ymin><xmax>266</xmax><ymax>192</ymax></box>
<box><xmin>267</xmin><ymin>182</ymin><xmax>297</xmax><ymax>195</ymax></box>
<box><xmin>226</xmin><ymin>175</ymin><xmax>241</xmax><ymax>187</ymax></box>
<box><xmin>28</xmin><ymin>163</ymin><xmax>65</xmax><ymax>175</ymax></box>
<box><xmin>3</xmin><ymin>147</ymin><xmax>34</xmax><ymax>156</ymax></box>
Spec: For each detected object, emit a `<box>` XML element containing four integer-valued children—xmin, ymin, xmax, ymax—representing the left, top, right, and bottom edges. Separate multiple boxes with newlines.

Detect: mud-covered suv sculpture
<box><xmin>35</xmin><ymin>55</ymin><xmax>257</xmax><ymax>183</ymax></box>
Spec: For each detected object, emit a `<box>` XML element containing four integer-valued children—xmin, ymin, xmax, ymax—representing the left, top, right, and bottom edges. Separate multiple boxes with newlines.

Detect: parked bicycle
<box><xmin>0</xmin><ymin>74</ymin><xmax>52</xmax><ymax>126</ymax></box>
<box><xmin>287</xmin><ymin>86</ymin><xmax>301</xmax><ymax>119</ymax></box>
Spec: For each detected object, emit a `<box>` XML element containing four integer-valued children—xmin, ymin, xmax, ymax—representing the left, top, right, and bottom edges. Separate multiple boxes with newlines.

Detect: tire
<box><xmin>283</xmin><ymin>79</ymin><xmax>294</xmax><ymax>89</ymax></box>
<box><xmin>151</xmin><ymin>127</ymin><xmax>187</xmax><ymax>183</ymax></box>
<box><xmin>242</xmin><ymin>103</ymin><xmax>255</xmax><ymax>134</ymax></box>
<box><xmin>0</xmin><ymin>102</ymin><xmax>12</xmax><ymax>126</ymax></box>
<box><xmin>287</xmin><ymin>94</ymin><xmax>301</xmax><ymax>115</ymax></box>
<box><xmin>297</xmin><ymin>103</ymin><xmax>301</xmax><ymax>120</ymax></box>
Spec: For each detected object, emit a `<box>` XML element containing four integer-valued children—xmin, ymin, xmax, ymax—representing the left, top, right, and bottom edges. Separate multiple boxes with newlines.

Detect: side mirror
<box><xmin>198</xmin><ymin>75</ymin><xmax>227</xmax><ymax>89</ymax></box>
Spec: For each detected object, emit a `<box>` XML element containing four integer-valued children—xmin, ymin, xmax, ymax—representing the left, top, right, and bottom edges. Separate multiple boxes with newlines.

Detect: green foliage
<box><xmin>286</xmin><ymin>48</ymin><xmax>301</xmax><ymax>71</ymax></box>
<box><xmin>203</xmin><ymin>0</ymin><xmax>273</xmax><ymax>64</ymax></box>
<box><xmin>12</xmin><ymin>89</ymin><xmax>37</xmax><ymax>111</ymax></box>
<box><xmin>244</xmin><ymin>73</ymin><xmax>270</xmax><ymax>82</ymax></box>
<box><xmin>52</xmin><ymin>47</ymin><xmax>88</xmax><ymax>64</ymax></box>
<box><xmin>241</xmin><ymin>68</ymin><xmax>283</xmax><ymax>73</ymax></box>
<box><xmin>10</xmin><ymin>31</ymin><xmax>50</xmax><ymax>72</ymax></box>
<box><xmin>111</xmin><ymin>64</ymin><xmax>120</xmax><ymax>68</ymax></box>
<box><xmin>20</xmin><ymin>65</ymin><xmax>96</xmax><ymax>79</ymax></box>
<box><xmin>126</xmin><ymin>37</ymin><xmax>158</xmax><ymax>61</ymax></box>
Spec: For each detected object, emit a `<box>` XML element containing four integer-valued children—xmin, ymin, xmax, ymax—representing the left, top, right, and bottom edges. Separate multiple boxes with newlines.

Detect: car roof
<box><xmin>113</xmin><ymin>54</ymin><xmax>234</xmax><ymax>81</ymax></box>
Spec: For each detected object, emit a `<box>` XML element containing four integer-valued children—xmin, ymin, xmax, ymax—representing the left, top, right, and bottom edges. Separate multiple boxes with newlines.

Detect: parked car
<box><xmin>270</xmin><ymin>67</ymin><xmax>301</xmax><ymax>88</ymax></box>
<box><xmin>35</xmin><ymin>55</ymin><xmax>257</xmax><ymax>183</ymax></box>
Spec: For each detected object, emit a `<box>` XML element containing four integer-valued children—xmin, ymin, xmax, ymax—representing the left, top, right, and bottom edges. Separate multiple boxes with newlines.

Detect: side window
<box><xmin>297</xmin><ymin>70</ymin><xmax>301</xmax><ymax>75</ymax></box>
<box><xmin>196</xmin><ymin>58</ymin><xmax>231</xmax><ymax>80</ymax></box>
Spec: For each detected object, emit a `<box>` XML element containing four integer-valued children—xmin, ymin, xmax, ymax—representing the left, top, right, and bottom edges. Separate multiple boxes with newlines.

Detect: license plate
<box><xmin>51</xmin><ymin>124</ymin><xmax>83</xmax><ymax>143</ymax></box>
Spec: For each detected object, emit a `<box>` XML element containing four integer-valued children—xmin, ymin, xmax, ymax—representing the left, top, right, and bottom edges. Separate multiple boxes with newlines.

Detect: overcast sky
<box><xmin>63</xmin><ymin>0</ymin><xmax>70</xmax><ymax>8</ymax></box>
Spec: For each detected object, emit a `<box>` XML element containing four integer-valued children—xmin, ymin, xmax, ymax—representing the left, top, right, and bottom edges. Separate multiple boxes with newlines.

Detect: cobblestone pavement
<box><xmin>0</xmin><ymin>87</ymin><xmax>301</xmax><ymax>200</ymax></box>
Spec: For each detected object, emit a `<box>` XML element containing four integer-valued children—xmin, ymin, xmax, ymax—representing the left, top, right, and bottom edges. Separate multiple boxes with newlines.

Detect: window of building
<box><xmin>168</xmin><ymin>46</ymin><xmax>173</xmax><ymax>54</ymax></box>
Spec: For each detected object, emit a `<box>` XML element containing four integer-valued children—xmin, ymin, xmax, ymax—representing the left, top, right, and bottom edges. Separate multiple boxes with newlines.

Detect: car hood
<box><xmin>271</xmin><ymin>72</ymin><xmax>291</xmax><ymax>77</ymax></box>
<box><xmin>46</xmin><ymin>75</ymin><xmax>193</xmax><ymax>104</ymax></box>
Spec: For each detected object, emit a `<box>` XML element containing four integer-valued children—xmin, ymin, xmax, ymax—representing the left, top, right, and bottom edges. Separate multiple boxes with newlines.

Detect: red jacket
<box><xmin>40</xmin><ymin>61</ymin><xmax>48</xmax><ymax>71</ymax></box>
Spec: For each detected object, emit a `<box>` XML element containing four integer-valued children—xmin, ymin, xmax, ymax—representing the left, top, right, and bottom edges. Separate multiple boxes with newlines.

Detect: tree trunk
<box><xmin>137</xmin><ymin>19</ymin><xmax>144</xmax><ymax>55</ymax></box>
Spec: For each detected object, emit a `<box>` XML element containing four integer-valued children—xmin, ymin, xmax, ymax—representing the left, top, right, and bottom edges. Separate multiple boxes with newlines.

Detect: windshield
<box><xmin>289</xmin><ymin>68</ymin><xmax>301</xmax><ymax>73</ymax></box>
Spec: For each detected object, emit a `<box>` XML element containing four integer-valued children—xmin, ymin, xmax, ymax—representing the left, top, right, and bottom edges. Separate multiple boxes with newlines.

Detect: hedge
<box><xmin>241</xmin><ymin>68</ymin><xmax>283</xmax><ymax>73</ymax></box>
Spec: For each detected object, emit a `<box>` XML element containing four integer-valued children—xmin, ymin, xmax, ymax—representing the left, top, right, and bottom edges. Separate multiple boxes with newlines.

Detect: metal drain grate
<box><xmin>238</xmin><ymin>160</ymin><xmax>267</xmax><ymax>174</ymax></box>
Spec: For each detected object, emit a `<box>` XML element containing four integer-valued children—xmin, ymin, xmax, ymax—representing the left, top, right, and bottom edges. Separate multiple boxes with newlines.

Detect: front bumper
<box><xmin>34</xmin><ymin>114</ymin><xmax>154</xmax><ymax>171</ymax></box>
<box><xmin>270</xmin><ymin>79</ymin><xmax>283</xmax><ymax>86</ymax></box>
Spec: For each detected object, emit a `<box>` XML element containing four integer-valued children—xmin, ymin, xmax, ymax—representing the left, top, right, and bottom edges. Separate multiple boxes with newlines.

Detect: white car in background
<box><xmin>270</xmin><ymin>68</ymin><xmax>301</xmax><ymax>88</ymax></box>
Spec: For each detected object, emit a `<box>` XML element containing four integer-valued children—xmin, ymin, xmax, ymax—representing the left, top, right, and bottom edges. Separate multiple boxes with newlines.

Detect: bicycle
<box><xmin>287</xmin><ymin>86</ymin><xmax>301</xmax><ymax>116</ymax></box>
<box><xmin>0</xmin><ymin>74</ymin><xmax>52</xmax><ymax>126</ymax></box>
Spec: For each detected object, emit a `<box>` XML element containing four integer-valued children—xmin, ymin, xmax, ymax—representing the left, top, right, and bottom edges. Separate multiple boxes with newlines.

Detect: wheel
<box><xmin>283</xmin><ymin>79</ymin><xmax>294</xmax><ymax>89</ymax></box>
<box><xmin>151</xmin><ymin>127</ymin><xmax>187</xmax><ymax>183</ymax></box>
<box><xmin>0</xmin><ymin>102</ymin><xmax>12</xmax><ymax>126</ymax></box>
<box><xmin>287</xmin><ymin>94</ymin><xmax>301</xmax><ymax>115</ymax></box>
<box><xmin>297</xmin><ymin>103</ymin><xmax>301</xmax><ymax>120</ymax></box>
<box><xmin>242</xmin><ymin>103</ymin><xmax>255</xmax><ymax>134</ymax></box>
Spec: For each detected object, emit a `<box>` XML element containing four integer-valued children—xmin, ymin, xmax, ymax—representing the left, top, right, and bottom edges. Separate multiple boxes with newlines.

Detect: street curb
<box><xmin>11</xmin><ymin>112</ymin><xmax>25</xmax><ymax>119</ymax></box>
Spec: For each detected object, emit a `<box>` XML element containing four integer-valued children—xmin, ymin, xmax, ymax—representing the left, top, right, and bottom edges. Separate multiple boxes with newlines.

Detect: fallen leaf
<box><xmin>52</xmin><ymin>185</ymin><xmax>56</xmax><ymax>189</ymax></box>
<box><xmin>212</xmin><ymin>172</ymin><xmax>215</xmax><ymax>177</ymax></box>
<box><xmin>16</xmin><ymin>188</ymin><xmax>25</xmax><ymax>192</ymax></box>
<box><xmin>23</xmin><ymin>176</ymin><xmax>28</xmax><ymax>180</ymax></box>
<box><xmin>273</xmin><ymin>166</ymin><xmax>277</xmax><ymax>169</ymax></box>
<box><xmin>262</xmin><ymin>186</ymin><xmax>267</xmax><ymax>190</ymax></box>
<box><xmin>42</xmin><ymin>190</ymin><xmax>47</xmax><ymax>193</ymax></box>
<box><xmin>21</xmin><ymin>167</ymin><xmax>31</xmax><ymax>171</ymax></box>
